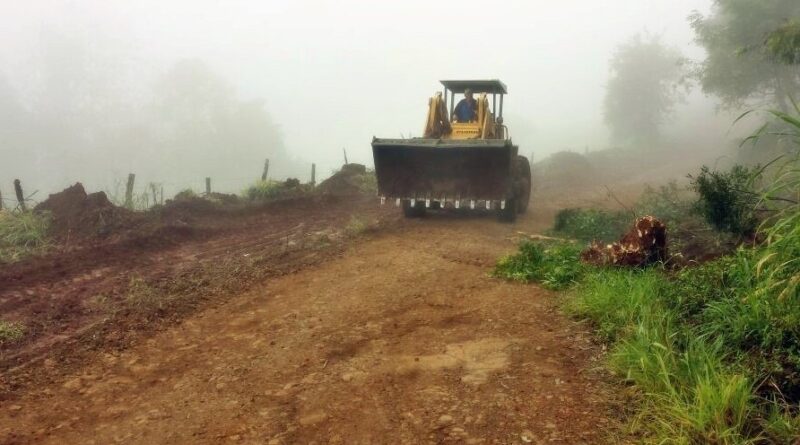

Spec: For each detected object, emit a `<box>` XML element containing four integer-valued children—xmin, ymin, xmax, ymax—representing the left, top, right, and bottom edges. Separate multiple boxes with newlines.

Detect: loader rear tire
<box><xmin>402</xmin><ymin>200</ymin><xmax>426</xmax><ymax>218</ymax></box>
<box><xmin>498</xmin><ymin>198</ymin><xmax>518</xmax><ymax>222</ymax></box>
<box><xmin>514</xmin><ymin>156</ymin><xmax>532</xmax><ymax>214</ymax></box>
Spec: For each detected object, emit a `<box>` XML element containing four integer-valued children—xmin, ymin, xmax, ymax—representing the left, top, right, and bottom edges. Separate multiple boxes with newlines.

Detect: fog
<box><xmin>1</xmin><ymin>0</ymin><xmax>743</xmax><ymax>198</ymax></box>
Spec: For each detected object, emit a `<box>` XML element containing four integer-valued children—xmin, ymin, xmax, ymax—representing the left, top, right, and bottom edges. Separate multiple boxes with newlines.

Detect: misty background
<box><xmin>0</xmin><ymin>0</ymin><xmax>767</xmax><ymax>198</ymax></box>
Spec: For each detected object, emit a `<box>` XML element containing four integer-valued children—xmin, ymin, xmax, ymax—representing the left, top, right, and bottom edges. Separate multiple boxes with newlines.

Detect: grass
<box><xmin>0</xmin><ymin>320</ymin><xmax>25</xmax><ymax>344</ymax></box>
<box><xmin>495</xmin><ymin>154</ymin><xmax>800</xmax><ymax>442</ymax></box>
<box><xmin>243</xmin><ymin>179</ymin><xmax>312</xmax><ymax>201</ymax></box>
<box><xmin>344</xmin><ymin>216</ymin><xmax>369</xmax><ymax>237</ymax></box>
<box><xmin>0</xmin><ymin>210</ymin><xmax>51</xmax><ymax>263</ymax></box>
<box><xmin>493</xmin><ymin>241</ymin><xmax>586</xmax><ymax>290</ymax></box>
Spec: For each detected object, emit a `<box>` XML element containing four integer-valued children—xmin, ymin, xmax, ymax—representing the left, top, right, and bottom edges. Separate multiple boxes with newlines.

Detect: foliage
<box><xmin>243</xmin><ymin>179</ymin><xmax>312</xmax><ymax>201</ymax></box>
<box><xmin>690</xmin><ymin>1</ymin><xmax>800</xmax><ymax>111</ymax></box>
<box><xmin>551</xmin><ymin>208</ymin><xmax>630</xmax><ymax>242</ymax></box>
<box><xmin>689</xmin><ymin>165</ymin><xmax>762</xmax><ymax>237</ymax></box>
<box><xmin>765</xmin><ymin>20</ymin><xmax>800</xmax><ymax>65</ymax></box>
<box><xmin>493</xmin><ymin>241</ymin><xmax>585</xmax><ymax>290</ymax></box>
<box><xmin>604</xmin><ymin>33</ymin><xmax>687</xmax><ymax>145</ymax></box>
<box><xmin>0</xmin><ymin>320</ymin><xmax>25</xmax><ymax>344</ymax></box>
<box><xmin>173</xmin><ymin>189</ymin><xmax>198</xmax><ymax>201</ymax></box>
<box><xmin>344</xmin><ymin>216</ymin><xmax>369</xmax><ymax>237</ymax></box>
<box><xmin>0</xmin><ymin>210</ymin><xmax>52</xmax><ymax>263</ymax></box>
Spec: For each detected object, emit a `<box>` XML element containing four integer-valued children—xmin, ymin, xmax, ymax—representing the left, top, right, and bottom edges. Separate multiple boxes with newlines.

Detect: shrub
<box><xmin>689</xmin><ymin>165</ymin><xmax>761</xmax><ymax>237</ymax></box>
<box><xmin>493</xmin><ymin>241</ymin><xmax>584</xmax><ymax>290</ymax></box>
<box><xmin>243</xmin><ymin>179</ymin><xmax>311</xmax><ymax>201</ymax></box>
<box><xmin>551</xmin><ymin>208</ymin><xmax>630</xmax><ymax>242</ymax></box>
<box><xmin>0</xmin><ymin>320</ymin><xmax>25</xmax><ymax>344</ymax></box>
<box><xmin>0</xmin><ymin>210</ymin><xmax>51</xmax><ymax>263</ymax></box>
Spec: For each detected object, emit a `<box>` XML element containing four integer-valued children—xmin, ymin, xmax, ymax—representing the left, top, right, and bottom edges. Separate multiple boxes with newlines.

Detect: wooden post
<box><xmin>150</xmin><ymin>184</ymin><xmax>158</xmax><ymax>206</ymax></box>
<box><xmin>125</xmin><ymin>173</ymin><xmax>135</xmax><ymax>209</ymax></box>
<box><xmin>343</xmin><ymin>148</ymin><xmax>348</xmax><ymax>165</ymax></box>
<box><xmin>261</xmin><ymin>159</ymin><xmax>270</xmax><ymax>181</ymax></box>
<box><xmin>311</xmin><ymin>163</ymin><xmax>316</xmax><ymax>186</ymax></box>
<box><xmin>205</xmin><ymin>177</ymin><xmax>211</xmax><ymax>196</ymax></box>
<box><xmin>13</xmin><ymin>179</ymin><xmax>26</xmax><ymax>211</ymax></box>
<box><xmin>160</xmin><ymin>185</ymin><xmax>164</xmax><ymax>205</ymax></box>
<box><xmin>0</xmin><ymin>188</ymin><xmax>3</xmax><ymax>211</ymax></box>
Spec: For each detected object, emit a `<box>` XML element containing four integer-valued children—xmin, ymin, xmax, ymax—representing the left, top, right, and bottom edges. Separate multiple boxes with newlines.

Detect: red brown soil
<box><xmin>0</xmin><ymin>192</ymin><xmax>621</xmax><ymax>444</ymax></box>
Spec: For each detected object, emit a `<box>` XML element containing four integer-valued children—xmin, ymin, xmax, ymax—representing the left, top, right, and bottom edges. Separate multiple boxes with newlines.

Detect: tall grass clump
<box><xmin>551</xmin><ymin>208</ymin><xmax>630</xmax><ymax>242</ymax></box>
<box><xmin>0</xmin><ymin>210</ymin><xmax>51</xmax><ymax>263</ymax></box>
<box><xmin>493</xmin><ymin>241</ymin><xmax>585</xmax><ymax>290</ymax></box>
<box><xmin>0</xmin><ymin>320</ymin><xmax>25</xmax><ymax>344</ymax></box>
<box><xmin>243</xmin><ymin>179</ymin><xmax>311</xmax><ymax>201</ymax></box>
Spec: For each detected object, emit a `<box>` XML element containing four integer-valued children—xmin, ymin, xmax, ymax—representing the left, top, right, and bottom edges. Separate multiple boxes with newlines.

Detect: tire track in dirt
<box><xmin>1</xmin><ymin>211</ymin><xmax>618</xmax><ymax>444</ymax></box>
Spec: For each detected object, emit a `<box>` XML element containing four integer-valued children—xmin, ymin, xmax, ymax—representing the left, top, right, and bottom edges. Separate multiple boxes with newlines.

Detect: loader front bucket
<box><xmin>371</xmin><ymin>138</ymin><xmax>518</xmax><ymax>202</ymax></box>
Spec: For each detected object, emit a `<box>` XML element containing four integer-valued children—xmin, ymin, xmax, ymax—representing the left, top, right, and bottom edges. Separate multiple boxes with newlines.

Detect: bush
<box><xmin>493</xmin><ymin>241</ymin><xmax>585</xmax><ymax>290</ymax></box>
<box><xmin>551</xmin><ymin>208</ymin><xmax>630</xmax><ymax>242</ymax></box>
<box><xmin>0</xmin><ymin>210</ymin><xmax>51</xmax><ymax>263</ymax></box>
<box><xmin>0</xmin><ymin>320</ymin><xmax>25</xmax><ymax>344</ymax></box>
<box><xmin>690</xmin><ymin>165</ymin><xmax>761</xmax><ymax>237</ymax></box>
<box><xmin>244</xmin><ymin>179</ymin><xmax>311</xmax><ymax>201</ymax></box>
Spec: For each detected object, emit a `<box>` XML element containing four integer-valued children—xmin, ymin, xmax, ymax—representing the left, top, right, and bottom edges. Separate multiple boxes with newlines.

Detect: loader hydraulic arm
<box><xmin>423</xmin><ymin>92</ymin><xmax>452</xmax><ymax>139</ymax></box>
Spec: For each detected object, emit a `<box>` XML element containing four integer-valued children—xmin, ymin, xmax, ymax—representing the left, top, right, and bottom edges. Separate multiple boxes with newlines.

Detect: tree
<box><xmin>765</xmin><ymin>20</ymin><xmax>800</xmax><ymax>65</ymax></box>
<box><xmin>603</xmin><ymin>33</ymin><xmax>686</xmax><ymax>146</ymax></box>
<box><xmin>690</xmin><ymin>1</ymin><xmax>800</xmax><ymax>112</ymax></box>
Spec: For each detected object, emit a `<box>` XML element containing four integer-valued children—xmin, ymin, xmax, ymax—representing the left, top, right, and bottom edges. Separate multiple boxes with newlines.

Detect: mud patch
<box><xmin>393</xmin><ymin>338</ymin><xmax>511</xmax><ymax>384</ymax></box>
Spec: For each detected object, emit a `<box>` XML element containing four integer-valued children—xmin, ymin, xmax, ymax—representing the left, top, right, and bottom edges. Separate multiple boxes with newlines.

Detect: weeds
<box><xmin>243</xmin><ymin>179</ymin><xmax>311</xmax><ymax>201</ymax></box>
<box><xmin>344</xmin><ymin>216</ymin><xmax>369</xmax><ymax>237</ymax></box>
<box><xmin>0</xmin><ymin>210</ymin><xmax>51</xmax><ymax>263</ymax></box>
<box><xmin>551</xmin><ymin>208</ymin><xmax>630</xmax><ymax>242</ymax></box>
<box><xmin>0</xmin><ymin>320</ymin><xmax>25</xmax><ymax>344</ymax></box>
<box><xmin>493</xmin><ymin>241</ymin><xmax>585</xmax><ymax>290</ymax></box>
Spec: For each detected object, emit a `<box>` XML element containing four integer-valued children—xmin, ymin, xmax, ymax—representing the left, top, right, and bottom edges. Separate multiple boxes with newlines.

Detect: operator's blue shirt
<box><xmin>454</xmin><ymin>98</ymin><xmax>477</xmax><ymax>122</ymax></box>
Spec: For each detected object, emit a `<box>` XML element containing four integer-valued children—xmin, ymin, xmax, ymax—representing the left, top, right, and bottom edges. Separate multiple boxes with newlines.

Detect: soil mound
<box><xmin>35</xmin><ymin>183</ymin><xmax>129</xmax><ymax>237</ymax></box>
<box><xmin>317</xmin><ymin>163</ymin><xmax>374</xmax><ymax>196</ymax></box>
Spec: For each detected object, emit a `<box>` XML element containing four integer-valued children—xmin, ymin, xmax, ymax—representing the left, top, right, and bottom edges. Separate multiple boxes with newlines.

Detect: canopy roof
<box><xmin>440</xmin><ymin>79</ymin><xmax>507</xmax><ymax>94</ymax></box>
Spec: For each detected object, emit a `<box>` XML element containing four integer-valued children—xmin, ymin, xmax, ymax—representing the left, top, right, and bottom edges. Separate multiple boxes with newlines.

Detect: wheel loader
<box><xmin>371</xmin><ymin>79</ymin><xmax>531</xmax><ymax>222</ymax></box>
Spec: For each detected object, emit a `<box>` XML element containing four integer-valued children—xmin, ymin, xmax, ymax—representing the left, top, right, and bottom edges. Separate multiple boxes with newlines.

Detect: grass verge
<box><xmin>0</xmin><ymin>210</ymin><xmax>51</xmax><ymax>263</ymax></box>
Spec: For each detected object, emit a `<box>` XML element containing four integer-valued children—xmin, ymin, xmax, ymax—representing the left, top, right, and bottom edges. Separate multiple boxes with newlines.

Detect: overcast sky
<box><xmin>1</xmin><ymin>0</ymin><xmax>717</xmax><ymax>179</ymax></box>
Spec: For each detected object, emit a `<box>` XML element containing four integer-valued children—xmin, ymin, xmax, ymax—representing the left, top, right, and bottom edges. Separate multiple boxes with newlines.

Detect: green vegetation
<box><xmin>0</xmin><ymin>210</ymin><xmax>51</xmax><ymax>263</ymax></box>
<box><xmin>0</xmin><ymin>320</ymin><xmax>25</xmax><ymax>344</ymax></box>
<box><xmin>494</xmin><ymin>241</ymin><xmax>585</xmax><ymax>290</ymax></box>
<box><xmin>344</xmin><ymin>216</ymin><xmax>369</xmax><ymax>237</ymax></box>
<box><xmin>243</xmin><ymin>179</ymin><xmax>311</xmax><ymax>201</ymax></box>
<box><xmin>690</xmin><ymin>165</ymin><xmax>761</xmax><ymax>237</ymax></box>
<box><xmin>496</xmin><ymin>107</ymin><xmax>800</xmax><ymax>441</ymax></box>
<box><xmin>551</xmin><ymin>208</ymin><xmax>629</xmax><ymax>242</ymax></box>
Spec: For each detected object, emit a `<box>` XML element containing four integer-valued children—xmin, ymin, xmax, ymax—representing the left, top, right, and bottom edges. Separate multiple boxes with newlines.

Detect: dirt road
<box><xmin>1</xmin><ymin>209</ymin><xmax>616</xmax><ymax>444</ymax></box>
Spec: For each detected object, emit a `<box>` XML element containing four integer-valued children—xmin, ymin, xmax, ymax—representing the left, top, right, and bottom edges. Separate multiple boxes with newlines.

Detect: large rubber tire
<box><xmin>514</xmin><ymin>156</ymin><xmax>532</xmax><ymax>214</ymax></box>
<box><xmin>498</xmin><ymin>197</ymin><xmax>518</xmax><ymax>222</ymax></box>
<box><xmin>402</xmin><ymin>200</ymin><xmax>426</xmax><ymax>218</ymax></box>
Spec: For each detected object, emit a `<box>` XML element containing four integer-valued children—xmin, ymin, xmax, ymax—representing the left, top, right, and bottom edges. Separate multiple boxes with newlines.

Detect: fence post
<box><xmin>125</xmin><ymin>173</ymin><xmax>135</xmax><ymax>209</ymax></box>
<box><xmin>343</xmin><ymin>148</ymin><xmax>348</xmax><ymax>165</ymax></box>
<box><xmin>13</xmin><ymin>179</ymin><xmax>26</xmax><ymax>211</ymax></box>
<box><xmin>0</xmin><ymin>188</ymin><xmax>3</xmax><ymax>211</ymax></box>
<box><xmin>311</xmin><ymin>163</ymin><xmax>316</xmax><ymax>186</ymax></box>
<box><xmin>205</xmin><ymin>177</ymin><xmax>211</xmax><ymax>196</ymax></box>
<box><xmin>151</xmin><ymin>184</ymin><xmax>158</xmax><ymax>206</ymax></box>
<box><xmin>261</xmin><ymin>159</ymin><xmax>270</xmax><ymax>181</ymax></box>
<box><xmin>160</xmin><ymin>185</ymin><xmax>164</xmax><ymax>205</ymax></box>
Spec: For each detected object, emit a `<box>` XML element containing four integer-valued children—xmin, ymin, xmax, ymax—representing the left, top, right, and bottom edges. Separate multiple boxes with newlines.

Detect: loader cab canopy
<box><xmin>440</xmin><ymin>79</ymin><xmax>507</xmax><ymax>120</ymax></box>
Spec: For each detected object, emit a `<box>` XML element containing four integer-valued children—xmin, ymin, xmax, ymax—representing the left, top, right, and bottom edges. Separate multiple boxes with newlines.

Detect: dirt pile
<box><xmin>317</xmin><ymin>163</ymin><xmax>375</xmax><ymax>196</ymax></box>
<box><xmin>581</xmin><ymin>216</ymin><xmax>667</xmax><ymax>266</ymax></box>
<box><xmin>34</xmin><ymin>183</ymin><xmax>129</xmax><ymax>237</ymax></box>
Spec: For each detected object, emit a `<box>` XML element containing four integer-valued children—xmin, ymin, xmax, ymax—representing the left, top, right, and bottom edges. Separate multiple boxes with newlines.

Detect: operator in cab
<box><xmin>453</xmin><ymin>89</ymin><xmax>477</xmax><ymax>123</ymax></box>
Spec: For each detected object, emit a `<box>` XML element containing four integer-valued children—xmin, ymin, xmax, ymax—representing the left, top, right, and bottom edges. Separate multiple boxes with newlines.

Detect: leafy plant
<box><xmin>689</xmin><ymin>165</ymin><xmax>762</xmax><ymax>237</ymax></box>
<box><xmin>551</xmin><ymin>208</ymin><xmax>630</xmax><ymax>242</ymax></box>
<box><xmin>493</xmin><ymin>241</ymin><xmax>585</xmax><ymax>290</ymax></box>
<box><xmin>243</xmin><ymin>179</ymin><xmax>311</xmax><ymax>201</ymax></box>
<box><xmin>0</xmin><ymin>320</ymin><xmax>25</xmax><ymax>344</ymax></box>
<box><xmin>0</xmin><ymin>210</ymin><xmax>51</xmax><ymax>263</ymax></box>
